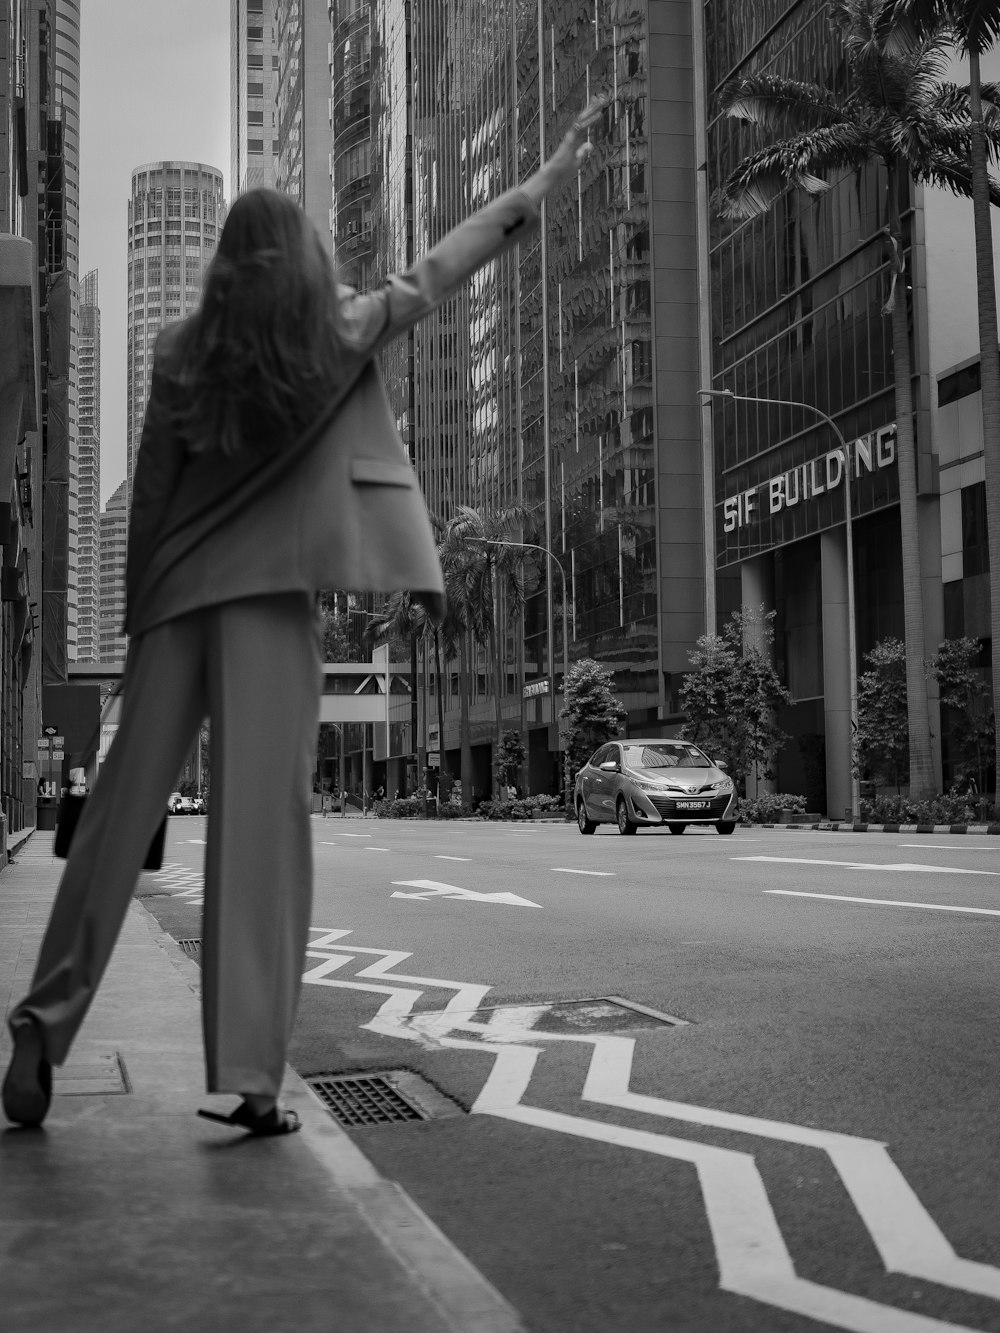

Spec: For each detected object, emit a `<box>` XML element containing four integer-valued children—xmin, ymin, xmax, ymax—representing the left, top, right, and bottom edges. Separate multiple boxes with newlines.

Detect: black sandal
<box><xmin>197</xmin><ymin>1099</ymin><xmax>301</xmax><ymax>1136</ymax></box>
<box><xmin>2</xmin><ymin>1020</ymin><xmax>53</xmax><ymax>1127</ymax></box>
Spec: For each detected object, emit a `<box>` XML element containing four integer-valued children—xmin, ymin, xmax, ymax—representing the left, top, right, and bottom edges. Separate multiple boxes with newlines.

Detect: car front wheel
<box><xmin>577</xmin><ymin>801</ymin><xmax>597</xmax><ymax>835</ymax></box>
<box><xmin>616</xmin><ymin>797</ymin><xmax>637</xmax><ymax>835</ymax></box>
<box><xmin>716</xmin><ymin>821</ymin><xmax>736</xmax><ymax>835</ymax></box>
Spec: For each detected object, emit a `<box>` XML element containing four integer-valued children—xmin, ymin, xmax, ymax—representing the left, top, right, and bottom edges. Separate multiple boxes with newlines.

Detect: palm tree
<box><xmin>896</xmin><ymin>0</ymin><xmax>1000</xmax><ymax>804</ymax></box>
<box><xmin>370</xmin><ymin>590</ymin><xmax>425</xmax><ymax>802</ymax></box>
<box><xmin>441</xmin><ymin>504</ymin><xmax>527</xmax><ymax>800</ymax></box>
<box><xmin>370</xmin><ymin>588</ymin><xmax>463</xmax><ymax>808</ymax></box>
<box><xmin>717</xmin><ymin>0</ymin><xmax>1000</xmax><ymax>800</ymax></box>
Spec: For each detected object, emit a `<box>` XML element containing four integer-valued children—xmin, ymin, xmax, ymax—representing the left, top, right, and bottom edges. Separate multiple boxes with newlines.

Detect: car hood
<box><xmin>627</xmin><ymin>765</ymin><xmax>727</xmax><ymax>789</ymax></box>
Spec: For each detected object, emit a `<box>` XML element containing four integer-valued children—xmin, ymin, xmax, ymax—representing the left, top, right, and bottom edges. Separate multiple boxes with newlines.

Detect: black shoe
<box><xmin>2</xmin><ymin>1021</ymin><xmax>52</xmax><ymax>1127</ymax></box>
<box><xmin>197</xmin><ymin>1099</ymin><xmax>301</xmax><ymax>1137</ymax></box>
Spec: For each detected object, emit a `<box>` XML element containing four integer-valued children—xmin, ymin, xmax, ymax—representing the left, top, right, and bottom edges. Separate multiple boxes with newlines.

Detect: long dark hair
<box><xmin>171</xmin><ymin>188</ymin><xmax>345</xmax><ymax>457</ymax></box>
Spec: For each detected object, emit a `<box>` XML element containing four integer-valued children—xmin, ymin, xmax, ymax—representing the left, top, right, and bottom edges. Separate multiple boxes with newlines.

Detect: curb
<box><xmin>750</xmin><ymin>821</ymin><xmax>1000</xmax><ymax>835</ymax></box>
<box><xmin>138</xmin><ymin>900</ymin><xmax>525</xmax><ymax>1333</ymax></box>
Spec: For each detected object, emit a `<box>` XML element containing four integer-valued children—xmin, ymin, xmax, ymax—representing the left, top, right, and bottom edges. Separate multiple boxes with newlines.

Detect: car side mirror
<box><xmin>599</xmin><ymin>760</ymin><xmax>619</xmax><ymax>772</ymax></box>
<box><xmin>714</xmin><ymin>759</ymin><xmax>727</xmax><ymax>769</ymax></box>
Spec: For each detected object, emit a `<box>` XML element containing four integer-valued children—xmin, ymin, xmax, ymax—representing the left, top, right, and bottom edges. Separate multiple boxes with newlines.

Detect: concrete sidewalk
<box><xmin>0</xmin><ymin>831</ymin><xmax>523</xmax><ymax>1333</ymax></box>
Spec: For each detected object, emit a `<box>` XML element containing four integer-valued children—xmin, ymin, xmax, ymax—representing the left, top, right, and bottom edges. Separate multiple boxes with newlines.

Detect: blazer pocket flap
<box><xmin>351</xmin><ymin>458</ymin><xmax>415</xmax><ymax>487</ymax></box>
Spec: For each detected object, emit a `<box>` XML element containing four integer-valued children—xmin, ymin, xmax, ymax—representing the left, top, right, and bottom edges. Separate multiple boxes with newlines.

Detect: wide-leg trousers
<box><xmin>9</xmin><ymin>592</ymin><xmax>321</xmax><ymax>1097</ymax></box>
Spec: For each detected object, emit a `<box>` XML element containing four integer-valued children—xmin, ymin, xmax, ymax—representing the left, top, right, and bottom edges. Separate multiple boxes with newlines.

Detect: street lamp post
<box><xmin>466</xmin><ymin>537</ymin><xmax>572</xmax><ymax>812</ymax></box>
<box><xmin>699</xmin><ymin>387</ymin><xmax>861</xmax><ymax>820</ymax></box>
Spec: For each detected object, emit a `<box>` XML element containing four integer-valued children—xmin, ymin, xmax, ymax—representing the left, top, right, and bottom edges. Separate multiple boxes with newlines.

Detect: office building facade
<box><xmin>126</xmin><ymin>161</ymin><xmax>225</xmax><ymax>506</ymax></box>
<box><xmin>0</xmin><ymin>0</ymin><xmax>77</xmax><ymax>829</ymax></box>
<box><xmin>231</xmin><ymin>0</ymin><xmax>278</xmax><ymax>196</ymax></box>
<box><xmin>75</xmin><ymin>268</ymin><xmax>99</xmax><ymax>662</ymax></box>
<box><xmin>330</xmin><ymin>0</ymin><xmax>702</xmax><ymax>798</ymax></box>
<box><xmin>700</xmin><ymin>0</ymin><xmax>998</xmax><ymax>811</ymax></box>
<box><xmin>98</xmin><ymin>481</ymin><xmax>127</xmax><ymax>663</ymax></box>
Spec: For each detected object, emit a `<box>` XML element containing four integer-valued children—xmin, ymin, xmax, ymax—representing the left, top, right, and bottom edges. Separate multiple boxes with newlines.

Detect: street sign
<box><xmin>427</xmin><ymin>753</ymin><xmax>440</xmax><ymax>768</ymax></box>
<box><xmin>51</xmin><ymin>749</ymin><xmax>64</xmax><ymax>761</ymax></box>
<box><xmin>523</xmin><ymin>679</ymin><xmax>550</xmax><ymax>698</ymax></box>
<box><xmin>37</xmin><ymin>738</ymin><xmax>49</xmax><ymax>750</ymax></box>
<box><xmin>43</xmin><ymin>725</ymin><xmax>57</xmax><ymax>736</ymax></box>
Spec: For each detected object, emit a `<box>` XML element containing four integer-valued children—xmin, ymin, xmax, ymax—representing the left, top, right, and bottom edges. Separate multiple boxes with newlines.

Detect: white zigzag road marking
<box><xmin>303</xmin><ymin>929</ymin><xmax>999</xmax><ymax>1331</ymax></box>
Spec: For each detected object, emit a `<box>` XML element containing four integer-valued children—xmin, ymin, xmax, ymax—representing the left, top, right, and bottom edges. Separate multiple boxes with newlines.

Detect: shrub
<box><xmin>737</xmin><ymin>792</ymin><xmax>807</xmax><ymax>824</ymax></box>
<box><xmin>859</xmin><ymin>789</ymin><xmax>986</xmax><ymax>824</ymax></box>
<box><xmin>476</xmin><ymin>793</ymin><xmax>564</xmax><ymax>821</ymax></box>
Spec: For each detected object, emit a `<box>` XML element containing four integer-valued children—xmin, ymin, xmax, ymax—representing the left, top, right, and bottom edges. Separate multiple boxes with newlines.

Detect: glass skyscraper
<box><xmin>340</xmin><ymin>0</ymin><xmax>704</xmax><ymax>796</ymax></box>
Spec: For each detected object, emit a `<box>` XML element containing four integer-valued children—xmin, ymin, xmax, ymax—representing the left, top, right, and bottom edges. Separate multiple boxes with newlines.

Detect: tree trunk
<box><xmin>490</xmin><ymin>561</ymin><xmax>507</xmax><ymax>802</ymax></box>
<box><xmin>459</xmin><ymin>633</ymin><xmax>473</xmax><ymax>802</ymax></box>
<box><xmin>434</xmin><ymin>629</ymin><xmax>447</xmax><ymax>810</ymax></box>
<box><xmin>968</xmin><ymin>51</ymin><xmax>1000</xmax><ymax>813</ymax></box>
<box><xmin>886</xmin><ymin>169</ymin><xmax>937</xmax><ymax>799</ymax></box>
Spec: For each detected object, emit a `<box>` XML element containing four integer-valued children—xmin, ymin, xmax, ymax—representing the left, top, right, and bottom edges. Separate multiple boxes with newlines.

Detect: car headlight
<box><xmin>629</xmin><ymin>776</ymin><xmax>664</xmax><ymax>791</ymax></box>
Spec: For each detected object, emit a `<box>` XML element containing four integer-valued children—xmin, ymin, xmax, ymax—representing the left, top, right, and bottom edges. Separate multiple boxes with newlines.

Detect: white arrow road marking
<box><xmin>551</xmin><ymin>867</ymin><xmax>616</xmax><ymax>877</ymax></box>
<box><xmin>301</xmin><ymin>929</ymin><xmax>1000</xmax><ymax>1330</ymax></box>
<box><xmin>736</xmin><ymin>856</ymin><xmax>1000</xmax><ymax>875</ymax></box>
<box><xmin>767</xmin><ymin>890</ymin><xmax>1000</xmax><ymax>918</ymax></box>
<box><xmin>390</xmin><ymin>878</ymin><xmax>542</xmax><ymax>908</ymax></box>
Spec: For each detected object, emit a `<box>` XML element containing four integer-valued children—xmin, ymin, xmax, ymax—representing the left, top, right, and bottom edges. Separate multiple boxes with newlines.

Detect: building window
<box><xmin>962</xmin><ymin>481</ymin><xmax>989</xmax><ymax>577</ymax></box>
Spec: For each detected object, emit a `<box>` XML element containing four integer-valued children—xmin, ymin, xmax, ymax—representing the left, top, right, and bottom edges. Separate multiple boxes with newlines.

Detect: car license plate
<box><xmin>675</xmin><ymin>800</ymin><xmax>709</xmax><ymax>811</ymax></box>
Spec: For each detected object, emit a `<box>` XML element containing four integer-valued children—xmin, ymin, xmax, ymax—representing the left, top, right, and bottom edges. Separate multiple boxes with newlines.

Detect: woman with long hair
<box><xmin>3</xmin><ymin>102</ymin><xmax>602</xmax><ymax>1136</ymax></box>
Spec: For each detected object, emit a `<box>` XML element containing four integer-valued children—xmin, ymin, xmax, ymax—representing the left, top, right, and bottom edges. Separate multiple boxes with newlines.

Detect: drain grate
<box><xmin>308</xmin><ymin>1072</ymin><xmax>428</xmax><ymax>1127</ymax></box>
<box><xmin>177</xmin><ymin>938</ymin><xmax>202</xmax><ymax>960</ymax></box>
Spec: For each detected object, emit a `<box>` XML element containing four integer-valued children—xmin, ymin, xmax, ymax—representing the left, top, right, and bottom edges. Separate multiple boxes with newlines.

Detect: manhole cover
<box><xmin>481</xmin><ymin>996</ymin><xmax>688</xmax><ymax>1034</ymax></box>
<box><xmin>307</xmin><ymin>1069</ymin><xmax>463</xmax><ymax>1127</ymax></box>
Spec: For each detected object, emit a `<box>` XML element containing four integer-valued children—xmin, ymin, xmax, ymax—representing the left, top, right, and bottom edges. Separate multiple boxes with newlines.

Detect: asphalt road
<box><xmin>140</xmin><ymin>815</ymin><xmax>1000</xmax><ymax>1333</ymax></box>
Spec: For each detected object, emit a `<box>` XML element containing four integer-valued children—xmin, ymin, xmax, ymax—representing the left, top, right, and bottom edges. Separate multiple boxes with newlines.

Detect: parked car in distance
<box><xmin>167</xmin><ymin>792</ymin><xmax>183</xmax><ymax>815</ymax></box>
<box><xmin>574</xmin><ymin>738</ymin><xmax>737</xmax><ymax>836</ymax></box>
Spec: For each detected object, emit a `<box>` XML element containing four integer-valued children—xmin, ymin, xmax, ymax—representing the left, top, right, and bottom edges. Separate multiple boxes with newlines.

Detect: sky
<box><xmin>80</xmin><ymin>2</ymin><xmax>231</xmax><ymax>505</ymax></box>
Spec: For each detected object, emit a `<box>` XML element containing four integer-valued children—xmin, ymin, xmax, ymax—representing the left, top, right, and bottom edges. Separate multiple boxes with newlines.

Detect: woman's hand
<box><xmin>521</xmin><ymin>98</ymin><xmax>607</xmax><ymax>204</ymax></box>
<box><xmin>548</xmin><ymin>98</ymin><xmax>606</xmax><ymax>183</ymax></box>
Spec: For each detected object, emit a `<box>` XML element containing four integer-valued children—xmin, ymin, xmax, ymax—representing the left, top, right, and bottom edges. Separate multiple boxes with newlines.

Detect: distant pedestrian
<box><xmin>3</xmin><ymin>98</ymin><xmax>604</xmax><ymax>1136</ymax></box>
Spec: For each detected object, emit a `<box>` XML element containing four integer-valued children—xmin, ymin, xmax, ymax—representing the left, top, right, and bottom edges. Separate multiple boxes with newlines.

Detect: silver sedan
<box><xmin>574</xmin><ymin>738</ymin><xmax>738</xmax><ymax>836</ymax></box>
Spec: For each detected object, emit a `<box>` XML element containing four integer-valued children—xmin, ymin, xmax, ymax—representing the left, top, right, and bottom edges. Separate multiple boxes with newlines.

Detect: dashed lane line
<box><xmin>766</xmin><ymin>889</ymin><xmax>1000</xmax><ymax>917</ymax></box>
<box><xmin>735</xmin><ymin>855</ymin><xmax>1000</xmax><ymax>876</ymax></box>
<box><xmin>435</xmin><ymin>855</ymin><xmax>472</xmax><ymax>861</ymax></box>
<box><xmin>898</xmin><ymin>844</ymin><xmax>999</xmax><ymax>851</ymax></box>
<box><xmin>551</xmin><ymin>867</ymin><xmax>616</xmax><ymax>877</ymax></box>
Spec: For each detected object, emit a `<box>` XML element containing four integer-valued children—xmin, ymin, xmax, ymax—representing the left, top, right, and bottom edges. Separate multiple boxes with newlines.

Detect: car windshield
<box><xmin>624</xmin><ymin>743</ymin><xmax>712</xmax><ymax>770</ymax></box>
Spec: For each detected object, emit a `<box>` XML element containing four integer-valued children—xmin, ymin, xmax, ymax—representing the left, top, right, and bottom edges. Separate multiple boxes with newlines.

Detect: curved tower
<box><xmin>126</xmin><ymin>161</ymin><xmax>225</xmax><ymax>506</ymax></box>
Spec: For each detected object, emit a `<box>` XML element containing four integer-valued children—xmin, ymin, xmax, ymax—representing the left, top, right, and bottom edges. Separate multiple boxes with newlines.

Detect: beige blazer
<box><xmin>125</xmin><ymin>186</ymin><xmax>541</xmax><ymax>638</ymax></box>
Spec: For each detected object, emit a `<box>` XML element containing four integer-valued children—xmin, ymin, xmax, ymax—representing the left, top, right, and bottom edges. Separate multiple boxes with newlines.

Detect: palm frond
<box><xmin>957</xmin><ymin>0</ymin><xmax>1000</xmax><ymax>55</ymax></box>
<box><xmin>719</xmin><ymin>74</ymin><xmax>845</xmax><ymax>133</ymax></box>
<box><xmin>925</xmin><ymin>81</ymin><xmax>976</xmax><ymax>119</ymax></box>
<box><xmin>918</xmin><ymin>149</ymin><xmax>1000</xmax><ymax>203</ymax></box>
<box><xmin>717</xmin><ymin>124</ymin><xmax>872</xmax><ymax>219</ymax></box>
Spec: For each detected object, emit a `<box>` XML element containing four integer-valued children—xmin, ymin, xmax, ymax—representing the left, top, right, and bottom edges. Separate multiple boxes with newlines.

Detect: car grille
<box><xmin>648</xmin><ymin>793</ymin><xmax>730</xmax><ymax>819</ymax></box>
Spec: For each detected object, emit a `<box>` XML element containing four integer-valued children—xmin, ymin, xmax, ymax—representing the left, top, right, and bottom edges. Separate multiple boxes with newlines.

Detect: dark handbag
<box><xmin>52</xmin><ymin>676</ymin><xmax>167</xmax><ymax>871</ymax></box>
<box><xmin>54</xmin><ymin>791</ymin><xmax>167</xmax><ymax>870</ymax></box>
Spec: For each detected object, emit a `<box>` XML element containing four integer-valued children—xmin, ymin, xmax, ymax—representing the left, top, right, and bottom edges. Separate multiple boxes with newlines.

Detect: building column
<box><xmin>820</xmin><ymin>530</ymin><xmax>851</xmax><ymax>820</ymax></box>
<box><xmin>741</xmin><ymin>556</ymin><xmax>775</xmax><ymax>798</ymax></box>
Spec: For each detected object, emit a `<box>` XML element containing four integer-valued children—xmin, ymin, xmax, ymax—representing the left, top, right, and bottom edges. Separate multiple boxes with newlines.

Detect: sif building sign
<box><xmin>718</xmin><ymin>423</ymin><xmax>898</xmax><ymax>559</ymax></box>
